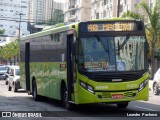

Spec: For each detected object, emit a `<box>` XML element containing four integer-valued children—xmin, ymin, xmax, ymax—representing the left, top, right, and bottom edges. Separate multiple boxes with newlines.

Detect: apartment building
<box><xmin>91</xmin><ymin>0</ymin><xmax>116</xmax><ymax>19</ymax></box>
<box><xmin>91</xmin><ymin>0</ymin><xmax>151</xmax><ymax>22</ymax></box>
<box><xmin>0</xmin><ymin>0</ymin><xmax>29</xmax><ymax>37</ymax></box>
<box><xmin>0</xmin><ymin>36</ymin><xmax>15</xmax><ymax>46</ymax></box>
<box><xmin>64</xmin><ymin>0</ymin><xmax>91</xmax><ymax>22</ymax></box>
<box><xmin>28</xmin><ymin>0</ymin><xmax>64</xmax><ymax>24</ymax></box>
<box><xmin>44</xmin><ymin>0</ymin><xmax>64</xmax><ymax>22</ymax></box>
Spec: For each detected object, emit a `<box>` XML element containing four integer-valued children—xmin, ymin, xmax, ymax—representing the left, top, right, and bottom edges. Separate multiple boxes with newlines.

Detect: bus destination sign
<box><xmin>87</xmin><ymin>22</ymin><xmax>136</xmax><ymax>32</ymax></box>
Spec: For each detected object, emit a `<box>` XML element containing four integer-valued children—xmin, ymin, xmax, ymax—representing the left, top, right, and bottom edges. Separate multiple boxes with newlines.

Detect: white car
<box><xmin>153</xmin><ymin>68</ymin><xmax>160</xmax><ymax>95</ymax></box>
<box><xmin>7</xmin><ymin>66</ymin><xmax>21</xmax><ymax>92</ymax></box>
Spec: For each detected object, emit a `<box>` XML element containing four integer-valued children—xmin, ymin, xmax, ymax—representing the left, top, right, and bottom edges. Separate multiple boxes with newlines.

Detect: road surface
<box><xmin>0</xmin><ymin>80</ymin><xmax>160</xmax><ymax>120</ymax></box>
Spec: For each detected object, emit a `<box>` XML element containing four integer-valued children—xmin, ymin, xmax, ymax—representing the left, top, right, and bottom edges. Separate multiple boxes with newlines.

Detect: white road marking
<box><xmin>134</xmin><ymin>106</ymin><xmax>158</xmax><ymax>111</ymax></box>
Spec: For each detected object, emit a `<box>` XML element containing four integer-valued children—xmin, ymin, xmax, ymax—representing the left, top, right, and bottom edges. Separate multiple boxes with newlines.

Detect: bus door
<box><xmin>67</xmin><ymin>30</ymin><xmax>76</xmax><ymax>101</ymax></box>
<box><xmin>25</xmin><ymin>42</ymin><xmax>30</xmax><ymax>94</ymax></box>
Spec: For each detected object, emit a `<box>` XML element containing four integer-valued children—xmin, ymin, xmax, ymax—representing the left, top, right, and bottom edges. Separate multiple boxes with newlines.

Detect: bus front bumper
<box><xmin>74</xmin><ymin>83</ymin><xmax>149</xmax><ymax>104</ymax></box>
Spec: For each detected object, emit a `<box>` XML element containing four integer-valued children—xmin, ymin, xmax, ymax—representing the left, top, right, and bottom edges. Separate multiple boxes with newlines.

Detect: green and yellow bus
<box><xmin>20</xmin><ymin>19</ymin><xmax>149</xmax><ymax>110</ymax></box>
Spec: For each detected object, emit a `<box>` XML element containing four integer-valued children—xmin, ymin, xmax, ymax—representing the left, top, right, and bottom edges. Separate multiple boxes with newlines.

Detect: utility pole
<box><xmin>117</xmin><ymin>0</ymin><xmax>120</xmax><ymax>17</ymax></box>
<box><xmin>51</xmin><ymin>0</ymin><xmax>54</xmax><ymax>25</ymax></box>
<box><xmin>18</xmin><ymin>13</ymin><xmax>25</xmax><ymax>39</ymax></box>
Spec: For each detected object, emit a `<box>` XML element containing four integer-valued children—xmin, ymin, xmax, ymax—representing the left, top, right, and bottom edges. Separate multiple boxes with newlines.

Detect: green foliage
<box><xmin>0</xmin><ymin>29</ymin><xmax>5</xmax><ymax>34</ymax></box>
<box><xmin>154</xmin><ymin>48</ymin><xmax>160</xmax><ymax>58</ymax></box>
<box><xmin>0</xmin><ymin>40</ymin><xmax>20</xmax><ymax>64</ymax></box>
<box><xmin>121</xmin><ymin>11</ymin><xmax>144</xmax><ymax>20</ymax></box>
<box><xmin>48</xmin><ymin>9</ymin><xmax>64</xmax><ymax>25</ymax></box>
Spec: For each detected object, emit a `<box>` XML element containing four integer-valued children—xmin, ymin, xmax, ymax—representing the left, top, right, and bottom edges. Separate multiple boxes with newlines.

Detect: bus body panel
<box><xmin>29</xmin><ymin>62</ymin><xmax>67</xmax><ymax>100</ymax></box>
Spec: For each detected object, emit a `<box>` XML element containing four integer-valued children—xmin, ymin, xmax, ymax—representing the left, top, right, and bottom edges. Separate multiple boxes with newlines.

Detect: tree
<box><xmin>121</xmin><ymin>1</ymin><xmax>160</xmax><ymax>78</ymax></box>
<box><xmin>0</xmin><ymin>29</ymin><xmax>5</xmax><ymax>63</ymax></box>
<box><xmin>121</xmin><ymin>11</ymin><xmax>144</xmax><ymax>20</ymax></box>
<box><xmin>49</xmin><ymin>9</ymin><xmax>64</xmax><ymax>25</ymax></box>
<box><xmin>0</xmin><ymin>29</ymin><xmax>5</xmax><ymax>35</ymax></box>
<box><xmin>0</xmin><ymin>41</ymin><xmax>20</xmax><ymax>65</ymax></box>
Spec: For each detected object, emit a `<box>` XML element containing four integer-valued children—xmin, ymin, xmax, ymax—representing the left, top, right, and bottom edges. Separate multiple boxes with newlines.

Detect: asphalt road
<box><xmin>0</xmin><ymin>80</ymin><xmax>160</xmax><ymax>120</ymax></box>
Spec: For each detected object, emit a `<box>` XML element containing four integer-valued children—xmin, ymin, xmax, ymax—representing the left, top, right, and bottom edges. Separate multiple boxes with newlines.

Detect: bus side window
<box><xmin>50</xmin><ymin>34</ymin><xmax>53</xmax><ymax>41</ymax></box>
<box><xmin>55</xmin><ymin>34</ymin><xmax>60</xmax><ymax>42</ymax></box>
<box><xmin>51</xmin><ymin>34</ymin><xmax>61</xmax><ymax>44</ymax></box>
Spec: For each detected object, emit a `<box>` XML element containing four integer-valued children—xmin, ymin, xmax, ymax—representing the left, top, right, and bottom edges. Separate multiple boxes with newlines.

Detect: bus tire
<box><xmin>153</xmin><ymin>83</ymin><xmax>160</xmax><ymax>95</ymax></box>
<box><xmin>62</xmin><ymin>85</ymin><xmax>74</xmax><ymax>110</ymax></box>
<box><xmin>32</xmin><ymin>80</ymin><xmax>40</xmax><ymax>101</ymax></box>
<box><xmin>117</xmin><ymin>102</ymin><xmax>128</xmax><ymax>108</ymax></box>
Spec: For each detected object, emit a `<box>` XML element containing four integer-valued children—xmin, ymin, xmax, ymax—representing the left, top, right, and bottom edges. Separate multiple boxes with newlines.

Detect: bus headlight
<box><xmin>138</xmin><ymin>79</ymin><xmax>148</xmax><ymax>92</ymax></box>
<box><xmin>79</xmin><ymin>80</ymin><xmax>95</xmax><ymax>94</ymax></box>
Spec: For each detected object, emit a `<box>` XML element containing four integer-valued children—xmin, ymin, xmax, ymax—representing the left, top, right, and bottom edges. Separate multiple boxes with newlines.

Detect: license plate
<box><xmin>112</xmin><ymin>94</ymin><xmax>123</xmax><ymax>99</ymax></box>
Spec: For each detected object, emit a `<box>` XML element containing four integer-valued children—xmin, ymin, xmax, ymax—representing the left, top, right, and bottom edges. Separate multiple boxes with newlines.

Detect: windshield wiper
<box><xmin>95</xmin><ymin>35</ymin><xmax>100</xmax><ymax>41</ymax></box>
<box><xmin>95</xmin><ymin>35</ymin><xmax>109</xmax><ymax>53</ymax></box>
<box><xmin>95</xmin><ymin>35</ymin><xmax>110</xmax><ymax>61</ymax></box>
<box><xmin>117</xmin><ymin>32</ymin><xmax>132</xmax><ymax>51</ymax></box>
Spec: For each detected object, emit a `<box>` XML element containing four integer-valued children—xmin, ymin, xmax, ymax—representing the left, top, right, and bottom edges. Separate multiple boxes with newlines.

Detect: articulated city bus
<box><xmin>20</xmin><ymin>19</ymin><xmax>149</xmax><ymax>110</ymax></box>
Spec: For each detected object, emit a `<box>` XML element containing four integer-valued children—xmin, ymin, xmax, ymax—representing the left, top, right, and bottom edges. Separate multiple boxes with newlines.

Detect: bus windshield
<box><xmin>78</xmin><ymin>35</ymin><xmax>146</xmax><ymax>72</ymax></box>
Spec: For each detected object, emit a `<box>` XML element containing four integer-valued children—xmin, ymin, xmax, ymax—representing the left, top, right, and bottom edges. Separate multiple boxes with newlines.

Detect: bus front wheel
<box><xmin>62</xmin><ymin>86</ymin><xmax>74</xmax><ymax>110</ymax></box>
<box><xmin>117</xmin><ymin>102</ymin><xmax>128</xmax><ymax>108</ymax></box>
<box><xmin>32</xmin><ymin>81</ymin><xmax>40</xmax><ymax>101</ymax></box>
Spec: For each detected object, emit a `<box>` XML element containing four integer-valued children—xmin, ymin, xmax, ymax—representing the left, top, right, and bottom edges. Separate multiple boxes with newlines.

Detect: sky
<box><xmin>54</xmin><ymin>0</ymin><xmax>65</xmax><ymax>3</ymax></box>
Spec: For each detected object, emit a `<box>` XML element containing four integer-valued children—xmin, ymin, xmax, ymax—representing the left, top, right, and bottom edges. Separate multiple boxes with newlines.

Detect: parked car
<box><xmin>0</xmin><ymin>65</ymin><xmax>7</xmax><ymax>80</ymax></box>
<box><xmin>7</xmin><ymin>66</ymin><xmax>21</xmax><ymax>92</ymax></box>
<box><xmin>153</xmin><ymin>68</ymin><xmax>160</xmax><ymax>95</ymax></box>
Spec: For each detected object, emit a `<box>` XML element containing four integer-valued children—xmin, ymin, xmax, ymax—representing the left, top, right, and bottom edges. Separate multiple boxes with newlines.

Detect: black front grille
<box><xmin>89</xmin><ymin>74</ymin><xmax>141</xmax><ymax>82</ymax></box>
<box><xmin>79</xmin><ymin>70</ymin><xmax>146</xmax><ymax>82</ymax></box>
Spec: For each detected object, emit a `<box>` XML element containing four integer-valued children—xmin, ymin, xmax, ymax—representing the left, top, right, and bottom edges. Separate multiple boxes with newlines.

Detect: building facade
<box><xmin>64</xmin><ymin>0</ymin><xmax>153</xmax><ymax>23</ymax></box>
<box><xmin>91</xmin><ymin>0</ymin><xmax>117</xmax><ymax>19</ymax></box>
<box><xmin>0</xmin><ymin>0</ymin><xmax>29</xmax><ymax>37</ymax></box>
<box><xmin>28</xmin><ymin>0</ymin><xmax>156</xmax><ymax>23</ymax></box>
<box><xmin>0</xmin><ymin>36</ymin><xmax>16</xmax><ymax>46</ymax></box>
<box><xmin>91</xmin><ymin>0</ymin><xmax>151</xmax><ymax>21</ymax></box>
<box><xmin>64</xmin><ymin>0</ymin><xmax>91</xmax><ymax>22</ymax></box>
<box><xmin>28</xmin><ymin>0</ymin><xmax>64</xmax><ymax>24</ymax></box>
